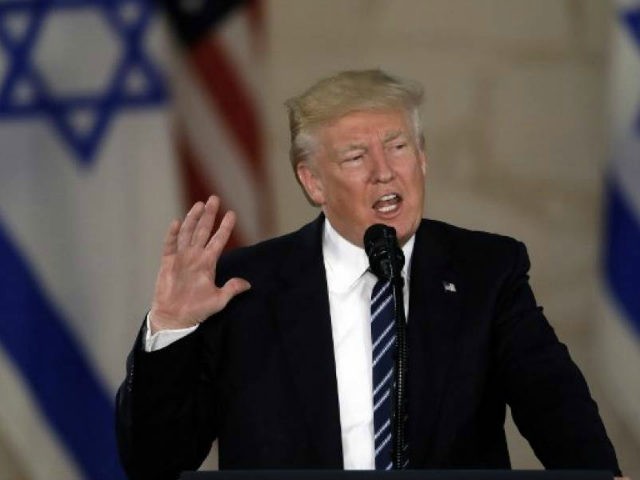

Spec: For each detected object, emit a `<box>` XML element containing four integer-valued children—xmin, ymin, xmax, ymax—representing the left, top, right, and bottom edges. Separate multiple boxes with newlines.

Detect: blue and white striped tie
<box><xmin>371</xmin><ymin>279</ymin><xmax>396</xmax><ymax>470</ymax></box>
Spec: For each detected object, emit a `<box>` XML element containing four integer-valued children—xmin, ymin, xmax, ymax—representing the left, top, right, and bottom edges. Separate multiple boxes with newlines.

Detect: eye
<box><xmin>342</xmin><ymin>153</ymin><xmax>364</xmax><ymax>164</ymax></box>
<box><xmin>387</xmin><ymin>142</ymin><xmax>407</xmax><ymax>155</ymax></box>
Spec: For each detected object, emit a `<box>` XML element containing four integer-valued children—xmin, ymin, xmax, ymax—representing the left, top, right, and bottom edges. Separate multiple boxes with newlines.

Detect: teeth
<box><xmin>373</xmin><ymin>193</ymin><xmax>401</xmax><ymax>213</ymax></box>
<box><xmin>377</xmin><ymin>204</ymin><xmax>397</xmax><ymax>213</ymax></box>
<box><xmin>379</xmin><ymin>193</ymin><xmax>397</xmax><ymax>201</ymax></box>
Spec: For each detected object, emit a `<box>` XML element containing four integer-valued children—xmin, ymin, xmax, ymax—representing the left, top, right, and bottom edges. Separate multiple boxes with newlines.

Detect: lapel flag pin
<box><xmin>443</xmin><ymin>281</ymin><xmax>457</xmax><ymax>293</ymax></box>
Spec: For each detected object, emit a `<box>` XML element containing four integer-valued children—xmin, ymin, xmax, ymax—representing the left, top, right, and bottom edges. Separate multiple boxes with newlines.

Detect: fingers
<box><xmin>205</xmin><ymin>209</ymin><xmax>236</xmax><ymax>258</ymax></box>
<box><xmin>191</xmin><ymin>196</ymin><xmax>219</xmax><ymax>247</ymax></box>
<box><xmin>177</xmin><ymin>196</ymin><xmax>222</xmax><ymax>250</ymax></box>
<box><xmin>162</xmin><ymin>220</ymin><xmax>180</xmax><ymax>256</ymax></box>
<box><xmin>174</xmin><ymin>195</ymin><xmax>235</xmax><ymax>257</ymax></box>
<box><xmin>177</xmin><ymin>201</ymin><xmax>205</xmax><ymax>250</ymax></box>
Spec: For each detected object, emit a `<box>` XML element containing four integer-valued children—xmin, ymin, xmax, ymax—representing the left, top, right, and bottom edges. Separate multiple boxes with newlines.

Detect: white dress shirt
<box><xmin>322</xmin><ymin>219</ymin><xmax>414</xmax><ymax>469</ymax></box>
<box><xmin>144</xmin><ymin>218</ymin><xmax>415</xmax><ymax>470</ymax></box>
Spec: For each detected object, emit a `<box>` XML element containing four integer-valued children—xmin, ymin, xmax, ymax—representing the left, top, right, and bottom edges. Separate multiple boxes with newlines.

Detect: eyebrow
<box><xmin>382</xmin><ymin>130</ymin><xmax>405</xmax><ymax>143</ymax></box>
<box><xmin>336</xmin><ymin>131</ymin><xmax>408</xmax><ymax>155</ymax></box>
<box><xmin>337</xmin><ymin>143</ymin><xmax>367</xmax><ymax>155</ymax></box>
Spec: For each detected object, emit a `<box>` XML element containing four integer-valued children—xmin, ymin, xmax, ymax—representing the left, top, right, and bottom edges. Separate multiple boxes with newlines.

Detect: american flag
<box><xmin>159</xmin><ymin>0</ymin><xmax>273</xmax><ymax>247</ymax></box>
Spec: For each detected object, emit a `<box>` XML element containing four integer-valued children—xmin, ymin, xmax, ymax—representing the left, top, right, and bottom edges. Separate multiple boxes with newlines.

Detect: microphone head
<box><xmin>364</xmin><ymin>224</ymin><xmax>405</xmax><ymax>280</ymax></box>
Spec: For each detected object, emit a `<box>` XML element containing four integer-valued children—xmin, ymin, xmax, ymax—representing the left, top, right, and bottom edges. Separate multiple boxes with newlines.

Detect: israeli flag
<box><xmin>0</xmin><ymin>1</ymin><xmax>181</xmax><ymax>478</ymax></box>
<box><xmin>598</xmin><ymin>0</ymin><xmax>640</xmax><ymax>443</ymax></box>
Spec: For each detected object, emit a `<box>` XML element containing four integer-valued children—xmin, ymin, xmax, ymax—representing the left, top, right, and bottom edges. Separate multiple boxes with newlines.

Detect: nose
<box><xmin>370</xmin><ymin>147</ymin><xmax>394</xmax><ymax>183</ymax></box>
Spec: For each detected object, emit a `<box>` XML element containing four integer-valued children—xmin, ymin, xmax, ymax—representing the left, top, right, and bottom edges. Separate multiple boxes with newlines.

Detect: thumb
<box><xmin>218</xmin><ymin>277</ymin><xmax>252</xmax><ymax>307</ymax></box>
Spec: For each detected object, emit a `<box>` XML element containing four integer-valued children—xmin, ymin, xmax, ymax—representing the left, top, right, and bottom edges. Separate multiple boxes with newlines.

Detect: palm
<box><xmin>150</xmin><ymin>197</ymin><xmax>250</xmax><ymax>332</ymax></box>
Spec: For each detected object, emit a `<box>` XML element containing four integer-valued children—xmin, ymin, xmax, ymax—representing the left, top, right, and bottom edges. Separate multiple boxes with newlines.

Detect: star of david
<box><xmin>0</xmin><ymin>0</ymin><xmax>167</xmax><ymax>165</ymax></box>
<box><xmin>622</xmin><ymin>7</ymin><xmax>640</xmax><ymax>134</ymax></box>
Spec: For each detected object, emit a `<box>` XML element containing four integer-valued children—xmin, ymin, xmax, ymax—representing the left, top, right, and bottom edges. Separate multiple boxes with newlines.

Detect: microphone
<box><xmin>363</xmin><ymin>224</ymin><xmax>408</xmax><ymax>470</ymax></box>
<box><xmin>363</xmin><ymin>224</ymin><xmax>405</xmax><ymax>281</ymax></box>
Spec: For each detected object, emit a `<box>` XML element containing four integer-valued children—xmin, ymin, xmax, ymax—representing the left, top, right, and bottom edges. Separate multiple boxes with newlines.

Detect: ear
<box><xmin>419</xmin><ymin>149</ymin><xmax>427</xmax><ymax>175</ymax></box>
<box><xmin>296</xmin><ymin>161</ymin><xmax>326</xmax><ymax>206</ymax></box>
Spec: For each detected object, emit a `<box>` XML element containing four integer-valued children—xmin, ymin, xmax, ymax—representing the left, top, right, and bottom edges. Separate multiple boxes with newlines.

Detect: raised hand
<box><xmin>149</xmin><ymin>196</ymin><xmax>251</xmax><ymax>333</ymax></box>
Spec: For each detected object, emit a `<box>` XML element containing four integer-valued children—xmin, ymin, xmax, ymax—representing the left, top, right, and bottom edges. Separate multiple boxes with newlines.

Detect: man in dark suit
<box><xmin>116</xmin><ymin>70</ymin><xmax>622</xmax><ymax>479</ymax></box>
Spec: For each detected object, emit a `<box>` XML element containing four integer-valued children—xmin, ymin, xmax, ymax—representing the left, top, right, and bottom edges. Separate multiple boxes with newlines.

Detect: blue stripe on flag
<box><xmin>604</xmin><ymin>178</ymin><xmax>640</xmax><ymax>335</ymax></box>
<box><xmin>0</xmin><ymin>223</ymin><xmax>125</xmax><ymax>479</ymax></box>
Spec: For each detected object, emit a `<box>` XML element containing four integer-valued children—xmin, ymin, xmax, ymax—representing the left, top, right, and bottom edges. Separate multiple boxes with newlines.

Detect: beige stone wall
<box><xmin>265</xmin><ymin>0</ymin><xmax>639</xmax><ymax>476</ymax></box>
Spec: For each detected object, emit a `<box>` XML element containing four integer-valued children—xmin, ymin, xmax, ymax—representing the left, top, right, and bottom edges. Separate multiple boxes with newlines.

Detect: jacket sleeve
<box><xmin>493</xmin><ymin>240</ymin><xmax>621</xmax><ymax>475</ymax></box>
<box><xmin>116</xmin><ymin>317</ymin><xmax>222</xmax><ymax>480</ymax></box>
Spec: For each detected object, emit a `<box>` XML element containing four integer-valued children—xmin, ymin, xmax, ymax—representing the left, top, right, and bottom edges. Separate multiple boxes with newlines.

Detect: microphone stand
<box><xmin>364</xmin><ymin>224</ymin><xmax>408</xmax><ymax>469</ymax></box>
<box><xmin>389</xmin><ymin>261</ymin><xmax>408</xmax><ymax>470</ymax></box>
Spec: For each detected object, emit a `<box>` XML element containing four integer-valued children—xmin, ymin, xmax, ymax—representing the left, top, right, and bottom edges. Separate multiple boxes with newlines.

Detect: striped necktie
<box><xmin>371</xmin><ymin>278</ymin><xmax>396</xmax><ymax>470</ymax></box>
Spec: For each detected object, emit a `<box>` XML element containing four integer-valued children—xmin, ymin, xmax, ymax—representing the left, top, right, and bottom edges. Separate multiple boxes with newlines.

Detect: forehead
<box><xmin>318</xmin><ymin>110</ymin><xmax>411</xmax><ymax>147</ymax></box>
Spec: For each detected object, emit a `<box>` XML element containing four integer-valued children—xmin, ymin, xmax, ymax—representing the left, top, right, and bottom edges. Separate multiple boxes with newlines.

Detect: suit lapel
<box><xmin>407</xmin><ymin>220</ymin><xmax>462</xmax><ymax>466</ymax></box>
<box><xmin>273</xmin><ymin>216</ymin><xmax>343</xmax><ymax>467</ymax></box>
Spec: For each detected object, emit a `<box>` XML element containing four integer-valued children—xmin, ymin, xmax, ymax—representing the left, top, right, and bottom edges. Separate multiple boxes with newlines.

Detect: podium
<box><xmin>180</xmin><ymin>471</ymin><xmax>613</xmax><ymax>480</ymax></box>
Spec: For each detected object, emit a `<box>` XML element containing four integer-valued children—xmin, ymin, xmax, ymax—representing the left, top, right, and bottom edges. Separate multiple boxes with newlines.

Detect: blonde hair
<box><xmin>285</xmin><ymin>69</ymin><xmax>425</xmax><ymax>171</ymax></box>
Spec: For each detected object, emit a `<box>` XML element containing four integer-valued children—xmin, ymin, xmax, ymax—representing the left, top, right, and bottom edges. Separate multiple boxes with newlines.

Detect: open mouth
<box><xmin>373</xmin><ymin>193</ymin><xmax>402</xmax><ymax>213</ymax></box>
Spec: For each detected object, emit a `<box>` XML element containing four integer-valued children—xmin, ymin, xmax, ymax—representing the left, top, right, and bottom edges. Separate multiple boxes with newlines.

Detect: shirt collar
<box><xmin>322</xmin><ymin>217</ymin><xmax>416</xmax><ymax>293</ymax></box>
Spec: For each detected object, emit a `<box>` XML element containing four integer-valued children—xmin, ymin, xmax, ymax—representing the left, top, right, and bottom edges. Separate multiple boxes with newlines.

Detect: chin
<box><xmin>395</xmin><ymin>219</ymin><xmax>420</xmax><ymax>244</ymax></box>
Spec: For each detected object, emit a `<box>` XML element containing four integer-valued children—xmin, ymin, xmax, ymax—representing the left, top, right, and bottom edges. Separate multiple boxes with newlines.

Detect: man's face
<box><xmin>297</xmin><ymin>109</ymin><xmax>427</xmax><ymax>247</ymax></box>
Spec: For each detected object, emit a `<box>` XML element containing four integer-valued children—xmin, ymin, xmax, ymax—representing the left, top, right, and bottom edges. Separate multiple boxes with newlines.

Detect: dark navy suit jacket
<box><xmin>116</xmin><ymin>216</ymin><xmax>620</xmax><ymax>479</ymax></box>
